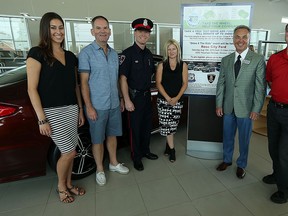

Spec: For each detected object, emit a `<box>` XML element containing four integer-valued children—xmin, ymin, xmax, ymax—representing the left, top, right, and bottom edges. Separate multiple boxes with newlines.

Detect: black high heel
<box><xmin>164</xmin><ymin>143</ymin><xmax>170</xmax><ymax>156</ymax></box>
<box><xmin>169</xmin><ymin>148</ymin><xmax>176</xmax><ymax>162</ymax></box>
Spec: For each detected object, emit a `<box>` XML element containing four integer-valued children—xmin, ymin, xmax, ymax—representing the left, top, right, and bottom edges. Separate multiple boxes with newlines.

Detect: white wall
<box><xmin>1</xmin><ymin>0</ymin><xmax>288</xmax><ymax>41</ymax></box>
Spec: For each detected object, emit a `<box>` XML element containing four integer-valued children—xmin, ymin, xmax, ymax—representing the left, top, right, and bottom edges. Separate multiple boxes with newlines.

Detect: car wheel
<box><xmin>48</xmin><ymin>127</ymin><xmax>96</xmax><ymax>180</ymax></box>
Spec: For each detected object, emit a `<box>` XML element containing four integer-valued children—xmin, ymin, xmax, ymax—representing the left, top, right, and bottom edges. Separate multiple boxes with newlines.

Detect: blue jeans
<box><xmin>223</xmin><ymin>113</ymin><xmax>252</xmax><ymax>168</ymax></box>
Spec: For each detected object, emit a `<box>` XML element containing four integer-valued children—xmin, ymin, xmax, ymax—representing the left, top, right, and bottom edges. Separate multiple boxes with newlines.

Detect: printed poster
<box><xmin>182</xmin><ymin>3</ymin><xmax>253</xmax><ymax>95</ymax></box>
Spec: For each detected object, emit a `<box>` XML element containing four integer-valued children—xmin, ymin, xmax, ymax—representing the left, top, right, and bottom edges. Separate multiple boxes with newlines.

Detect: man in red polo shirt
<box><xmin>263</xmin><ymin>24</ymin><xmax>288</xmax><ymax>204</ymax></box>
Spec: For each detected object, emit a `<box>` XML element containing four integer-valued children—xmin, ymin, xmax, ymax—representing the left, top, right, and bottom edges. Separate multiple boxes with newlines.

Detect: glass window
<box><xmin>250</xmin><ymin>29</ymin><xmax>270</xmax><ymax>53</ymax></box>
<box><xmin>11</xmin><ymin>18</ymin><xmax>29</xmax><ymax>50</ymax></box>
<box><xmin>0</xmin><ymin>17</ymin><xmax>13</xmax><ymax>56</ymax></box>
<box><xmin>65</xmin><ymin>19</ymin><xmax>157</xmax><ymax>55</ymax></box>
<box><xmin>66</xmin><ymin>21</ymin><xmax>95</xmax><ymax>54</ymax></box>
<box><xmin>157</xmin><ymin>25</ymin><xmax>180</xmax><ymax>57</ymax></box>
<box><xmin>257</xmin><ymin>40</ymin><xmax>286</xmax><ymax>60</ymax></box>
<box><xmin>0</xmin><ymin>16</ymin><xmax>29</xmax><ymax>70</ymax></box>
<box><xmin>65</xmin><ymin>20</ymin><xmax>119</xmax><ymax>54</ymax></box>
<box><xmin>111</xmin><ymin>22</ymin><xmax>133</xmax><ymax>53</ymax></box>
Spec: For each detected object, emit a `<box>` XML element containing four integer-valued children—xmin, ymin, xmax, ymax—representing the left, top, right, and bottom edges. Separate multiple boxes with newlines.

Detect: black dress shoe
<box><xmin>144</xmin><ymin>152</ymin><xmax>158</xmax><ymax>160</ymax></box>
<box><xmin>270</xmin><ymin>191</ymin><xmax>287</xmax><ymax>204</ymax></box>
<box><xmin>133</xmin><ymin>160</ymin><xmax>144</xmax><ymax>171</ymax></box>
<box><xmin>216</xmin><ymin>162</ymin><xmax>232</xmax><ymax>171</ymax></box>
<box><xmin>262</xmin><ymin>174</ymin><xmax>276</xmax><ymax>184</ymax></box>
<box><xmin>236</xmin><ymin>167</ymin><xmax>246</xmax><ymax>179</ymax></box>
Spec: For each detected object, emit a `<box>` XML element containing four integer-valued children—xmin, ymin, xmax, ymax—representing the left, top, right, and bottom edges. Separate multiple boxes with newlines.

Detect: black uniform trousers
<box><xmin>267</xmin><ymin>101</ymin><xmax>288</xmax><ymax>196</ymax></box>
<box><xmin>128</xmin><ymin>93</ymin><xmax>152</xmax><ymax>162</ymax></box>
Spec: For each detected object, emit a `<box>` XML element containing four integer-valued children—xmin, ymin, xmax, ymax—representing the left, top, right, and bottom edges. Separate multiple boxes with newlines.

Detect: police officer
<box><xmin>119</xmin><ymin>18</ymin><xmax>158</xmax><ymax>171</ymax></box>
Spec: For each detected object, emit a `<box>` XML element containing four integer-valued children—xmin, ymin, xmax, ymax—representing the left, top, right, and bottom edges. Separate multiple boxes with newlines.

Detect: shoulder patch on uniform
<box><xmin>119</xmin><ymin>55</ymin><xmax>126</xmax><ymax>65</ymax></box>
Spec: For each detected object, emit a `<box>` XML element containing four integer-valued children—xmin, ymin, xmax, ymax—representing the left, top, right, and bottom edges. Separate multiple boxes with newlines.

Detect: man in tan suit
<box><xmin>215</xmin><ymin>25</ymin><xmax>266</xmax><ymax>179</ymax></box>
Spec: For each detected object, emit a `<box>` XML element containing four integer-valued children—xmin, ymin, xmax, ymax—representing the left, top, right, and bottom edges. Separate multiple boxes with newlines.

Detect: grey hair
<box><xmin>233</xmin><ymin>25</ymin><xmax>251</xmax><ymax>34</ymax></box>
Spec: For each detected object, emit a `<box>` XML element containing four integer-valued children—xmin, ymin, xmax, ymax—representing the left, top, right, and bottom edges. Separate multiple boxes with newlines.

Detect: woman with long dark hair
<box><xmin>27</xmin><ymin>12</ymin><xmax>85</xmax><ymax>203</ymax></box>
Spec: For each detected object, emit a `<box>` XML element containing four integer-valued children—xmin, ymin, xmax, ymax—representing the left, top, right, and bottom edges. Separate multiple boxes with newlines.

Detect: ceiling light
<box><xmin>281</xmin><ymin>17</ymin><xmax>288</xmax><ymax>23</ymax></box>
<box><xmin>20</xmin><ymin>12</ymin><xmax>30</xmax><ymax>17</ymax></box>
<box><xmin>20</xmin><ymin>12</ymin><xmax>37</xmax><ymax>21</ymax></box>
<box><xmin>85</xmin><ymin>17</ymin><xmax>92</xmax><ymax>24</ymax></box>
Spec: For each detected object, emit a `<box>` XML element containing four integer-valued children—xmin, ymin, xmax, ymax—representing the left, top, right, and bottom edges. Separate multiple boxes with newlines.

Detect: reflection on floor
<box><xmin>0</xmin><ymin>125</ymin><xmax>287</xmax><ymax>216</ymax></box>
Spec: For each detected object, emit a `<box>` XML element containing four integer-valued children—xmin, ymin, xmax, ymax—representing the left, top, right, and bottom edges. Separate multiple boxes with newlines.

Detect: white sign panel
<box><xmin>182</xmin><ymin>3</ymin><xmax>253</xmax><ymax>95</ymax></box>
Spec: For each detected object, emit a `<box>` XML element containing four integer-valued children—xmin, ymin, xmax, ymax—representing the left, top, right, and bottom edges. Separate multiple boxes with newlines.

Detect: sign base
<box><xmin>186</xmin><ymin>140</ymin><xmax>222</xmax><ymax>160</ymax></box>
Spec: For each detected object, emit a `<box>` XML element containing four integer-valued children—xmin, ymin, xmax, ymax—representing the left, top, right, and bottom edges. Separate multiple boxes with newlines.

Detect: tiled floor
<box><xmin>1</xmin><ymin>125</ymin><xmax>288</xmax><ymax>216</ymax></box>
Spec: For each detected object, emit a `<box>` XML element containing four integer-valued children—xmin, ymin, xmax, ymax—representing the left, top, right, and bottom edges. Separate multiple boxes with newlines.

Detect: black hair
<box><xmin>38</xmin><ymin>12</ymin><xmax>65</xmax><ymax>65</ymax></box>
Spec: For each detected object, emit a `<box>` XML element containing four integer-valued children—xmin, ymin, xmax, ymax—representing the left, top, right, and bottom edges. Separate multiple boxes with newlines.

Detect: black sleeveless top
<box><xmin>158</xmin><ymin>60</ymin><xmax>183</xmax><ymax>100</ymax></box>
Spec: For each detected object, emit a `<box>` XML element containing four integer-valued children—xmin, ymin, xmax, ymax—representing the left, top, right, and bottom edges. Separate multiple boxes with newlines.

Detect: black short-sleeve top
<box><xmin>119</xmin><ymin>43</ymin><xmax>154</xmax><ymax>91</ymax></box>
<box><xmin>27</xmin><ymin>46</ymin><xmax>78</xmax><ymax>108</ymax></box>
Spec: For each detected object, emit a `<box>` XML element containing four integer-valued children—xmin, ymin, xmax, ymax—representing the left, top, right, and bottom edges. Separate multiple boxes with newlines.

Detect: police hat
<box><xmin>132</xmin><ymin>18</ymin><xmax>153</xmax><ymax>32</ymax></box>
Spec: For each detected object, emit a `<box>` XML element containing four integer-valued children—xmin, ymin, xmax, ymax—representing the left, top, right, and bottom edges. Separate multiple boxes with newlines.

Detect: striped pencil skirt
<box><xmin>43</xmin><ymin>104</ymin><xmax>79</xmax><ymax>154</ymax></box>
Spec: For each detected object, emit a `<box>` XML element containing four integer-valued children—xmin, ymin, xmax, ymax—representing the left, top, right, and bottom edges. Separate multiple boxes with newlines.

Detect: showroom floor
<box><xmin>0</xmin><ymin>125</ymin><xmax>288</xmax><ymax>216</ymax></box>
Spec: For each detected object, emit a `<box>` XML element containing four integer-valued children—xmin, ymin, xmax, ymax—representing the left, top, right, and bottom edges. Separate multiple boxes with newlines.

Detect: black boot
<box><xmin>164</xmin><ymin>143</ymin><xmax>170</xmax><ymax>156</ymax></box>
<box><xmin>169</xmin><ymin>148</ymin><xmax>176</xmax><ymax>162</ymax></box>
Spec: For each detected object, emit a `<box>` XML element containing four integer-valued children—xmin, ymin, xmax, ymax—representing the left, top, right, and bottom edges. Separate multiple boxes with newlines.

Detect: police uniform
<box><xmin>119</xmin><ymin>18</ymin><xmax>158</xmax><ymax>170</ymax></box>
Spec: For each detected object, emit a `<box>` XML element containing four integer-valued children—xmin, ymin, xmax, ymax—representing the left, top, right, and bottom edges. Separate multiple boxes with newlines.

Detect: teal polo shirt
<box><xmin>78</xmin><ymin>41</ymin><xmax>120</xmax><ymax>110</ymax></box>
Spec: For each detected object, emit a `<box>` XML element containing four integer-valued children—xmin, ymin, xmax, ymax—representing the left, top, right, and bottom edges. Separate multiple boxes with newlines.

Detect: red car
<box><xmin>0</xmin><ymin>66</ymin><xmax>95</xmax><ymax>183</ymax></box>
<box><xmin>0</xmin><ymin>55</ymin><xmax>164</xmax><ymax>183</ymax></box>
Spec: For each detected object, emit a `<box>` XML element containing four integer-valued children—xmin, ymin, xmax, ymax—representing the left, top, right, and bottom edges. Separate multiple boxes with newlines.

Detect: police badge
<box><xmin>207</xmin><ymin>74</ymin><xmax>216</xmax><ymax>83</ymax></box>
<box><xmin>119</xmin><ymin>55</ymin><xmax>126</xmax><ymax>65</ymax></box>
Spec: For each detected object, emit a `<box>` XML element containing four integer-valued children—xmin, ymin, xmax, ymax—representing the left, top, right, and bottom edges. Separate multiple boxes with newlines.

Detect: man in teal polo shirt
<box><xmin>78</xmin><ymin>15</ymin><xmax>129</xmax><ymax>186</ymax></box>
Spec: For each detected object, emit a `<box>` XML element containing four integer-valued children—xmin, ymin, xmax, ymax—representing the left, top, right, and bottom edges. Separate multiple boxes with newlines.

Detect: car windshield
<box><xmin>0</xmin><ymin>66</ymin><xmax>27</xmax><ymax>86</ymax></box>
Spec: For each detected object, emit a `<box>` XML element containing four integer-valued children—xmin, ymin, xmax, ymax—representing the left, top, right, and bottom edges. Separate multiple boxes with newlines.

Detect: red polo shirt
<box><xmin>266</xmin><ymin>47</ymin><xmax>288</xmax><ymax>104</ymax></box>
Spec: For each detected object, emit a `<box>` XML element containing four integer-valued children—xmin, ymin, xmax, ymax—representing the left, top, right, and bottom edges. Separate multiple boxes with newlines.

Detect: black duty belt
<box><xmin>128</xmin><ymin>88</ymin><xmax>150</xmax><ymax>98</ymax></box>
<box><xmin>271</xmin><ymin>99</ymin><xmax>288</xmax><ymax>109</ymax></box>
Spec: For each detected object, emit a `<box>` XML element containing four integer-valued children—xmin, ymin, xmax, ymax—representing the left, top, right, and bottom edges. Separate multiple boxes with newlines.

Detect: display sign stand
<box><xmin>181</xmin><ymin>3</ymin><xmax>253</xmax><ymax>160</ymax></box>
<box><xmin>186</xmin><ymin>96</ymin><xmax>223</xmax><ymax>159</ymax></box>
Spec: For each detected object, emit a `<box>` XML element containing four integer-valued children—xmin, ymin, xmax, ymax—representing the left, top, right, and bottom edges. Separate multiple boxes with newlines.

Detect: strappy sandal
<box><xmin>67</xmin><ymin>185</ymin><xmax>86</xmax><ymax>196</ymax></box>
<box><xmin>56</xmin><ymin>189</ymin><xmax>74</xmax><ymax>203</ymax></box>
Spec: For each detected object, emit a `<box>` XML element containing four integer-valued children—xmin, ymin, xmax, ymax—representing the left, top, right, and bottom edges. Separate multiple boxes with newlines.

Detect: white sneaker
<box><xmin>109</xmin><ymin>163</ymin><xmax>129</xmax><ymax>174</ymax></box>
<box><xmin>96</xmin><ymin>171</ymin><xmax>106</xmax><ymax>186</ymax></box>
